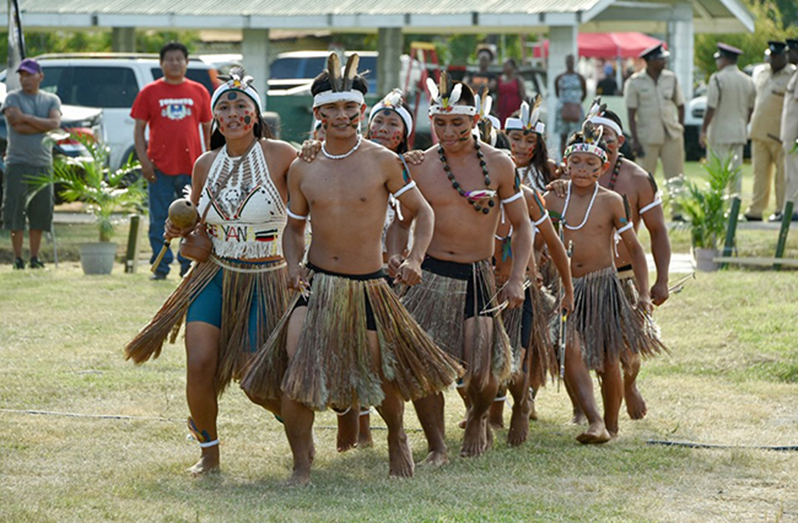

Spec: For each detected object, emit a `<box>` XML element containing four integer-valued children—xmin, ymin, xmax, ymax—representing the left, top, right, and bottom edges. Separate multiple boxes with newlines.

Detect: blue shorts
<box><xmin>186</xmin><ymin>259</ymin><xmax>275</xmax><ymax>352</ymax></box>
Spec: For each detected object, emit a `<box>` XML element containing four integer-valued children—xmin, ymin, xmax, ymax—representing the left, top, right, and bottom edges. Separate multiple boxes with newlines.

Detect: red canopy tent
<box><xmin>533</xmin><ymin>33</ymin><xmax>667</xmax><ymax>59</ymax></box>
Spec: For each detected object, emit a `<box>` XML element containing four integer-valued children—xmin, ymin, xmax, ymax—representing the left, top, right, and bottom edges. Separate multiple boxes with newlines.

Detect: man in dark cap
<box><xmin>782</xmin><ymin>40</ymin><xmax>798</xmax><ymax>220</ymax></box>
<box><xmin>1</xmin><ymin>58</ymin><xmax>62</xmax><ymax>270</ymax></box>
<box><xmin>624</xmin><ymin>42</ymin><xmax>685</xmax><ymax>218</ymax></box>
<box><xmin>746</xmin><ymin>41</ymin><xmax>795</xmax><ymax>221</ymax></box>
<box><xmin>700</xmin><ymin>43</ymin><xmax>755</xmax><ymax>196</ymax></box>
<box><xmin>787</xmin><ymin>39</ymin><xmax>798</xmax><ymax>66</ymax></box>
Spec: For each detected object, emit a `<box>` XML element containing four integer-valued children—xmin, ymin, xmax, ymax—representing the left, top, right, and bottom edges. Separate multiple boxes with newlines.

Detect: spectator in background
<box><xmin>700</xmin><ymin>43</ymin><xmax>755</xmax><ymax>197</ymax></box>
<box><xmin>466</xmin><ymin>46</ymin><xmax>498</xmax><ymax>95</ymax></box>
<box><xmin>597</xmin><ymin>63</ymin><xmax>619</xmax><ymax>96</ymax></box>
<box><xmin>780</xmin><ymin>39</ymin><xmax>798</xmax><ymax>221</ymax></box>
<box><xmin>625</xmin><ymin>43</ymin><xmax>685</xmax><ymax>220</ymax></box>
<box><xmin>1</xmin><ymin>58</ymin><xmax>61</xmax><ymax>270</ymax></box>
<box><xmin>132</xmin><ymin>41</ymin><xmax>212</xmax><ymax>280</ymax></box>
<box><xmin>787</xmin><ymin>38</ymin><xmax>798</xmax><ymax>66</ymax></box>
<box><xmin>496</xmin><ymin>59</ymin><xmax>526</xmax><ymax>124</ymax></box>
<box><xmin>746</xmin><ymin>41</ymin><xmax>795</xmax><ymax>222</ymax></box>
<box><xmin>554</xmin><ymin>54</ymin><xmax>587</xmax><ymax>154</ymax></box>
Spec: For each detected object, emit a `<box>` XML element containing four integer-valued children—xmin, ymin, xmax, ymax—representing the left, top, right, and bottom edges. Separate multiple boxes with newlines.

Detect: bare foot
<box><xmin>419</xmin><ymin>448</ymin><xmax>449</xmax><ymax>467</ymax></box>
<box><xmin>357</xmin><ymin>412</ymin><xmax>373</xmax><ymax>449</ymax></box>
<box><xmin>488</xmin><ymin>400</ymin><xmax>505</xmax><ymax>430</ymax></box>
<box><xmin>287</xmin><ymin>467</ymin><xmax>311</xmax><ymax>487</ymax></box>
<box><xmin>576</xmin><ymin>422</ymin><xmax>611</xmax><ymax>444</ymax></box>
<box><xmin>624</xmin><ymin>382</ymin><xmax>648</xmax><ymax>420</ymax></box>
<box><xmin>336</xmin><ymin>409</ymin><xmax>359</xmax><ymax>452</ymax></box>
<box><xmin>461</xmin><ymin>415</ymin><xmax>487</xmax><ymax>458</ymax></box>
<box><xmin>387</xmin><ymin>431</ymin><xmax>414</xmax><ymax>478</ymax></box>
<box><xmin>187</xmin><ymin>448</ymin><xmax>220</xmax><ymax>476</ymax></box>
<box><xmin>507</xmin><ymin>403</ymin><xmax>531</xmax><ymax>447</ymax></box>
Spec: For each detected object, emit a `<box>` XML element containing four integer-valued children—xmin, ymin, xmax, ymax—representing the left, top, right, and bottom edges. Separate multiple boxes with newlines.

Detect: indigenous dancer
<box><xmin>388</xmin><ymin>74</ymin><xmax>534</xmax><ymax>462</ymax></box>
<box><xmin>240</xmin><ymin>54</ymin><xmax>460</xmax><ymax>485</ymax></box>
<box><xmin>549</xmin><ymin>101</ymin><xmax>671</xmax><ymax>421</ymax></box>
<box><xmin>125</xmin><ymin>71</ymin><xmax>298</xmax><ymax>475</ymax></box>
<box><xmin>543</xmin><ymin>119</ymin><xmax>666</xmax><ymax>444</ymax></box>
<box><xmin>489</xmin><ymin>98</ymin><xmax>574</xmax><ymax>444</ymax></box>
<box><xmin>505</xmin><ymin>96</ymin><xmax>560</xmax><ymax>192</ymax></box>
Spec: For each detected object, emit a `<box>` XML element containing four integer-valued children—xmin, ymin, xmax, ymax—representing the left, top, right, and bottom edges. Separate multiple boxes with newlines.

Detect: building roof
<box><xmin>3</xmin><ymin>0</ymin><xmax>753</xmax><ymax>33</ymax></box>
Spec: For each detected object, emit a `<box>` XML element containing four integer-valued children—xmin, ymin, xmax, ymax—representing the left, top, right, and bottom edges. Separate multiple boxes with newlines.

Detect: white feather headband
<box><xmin>312</xmin><ymin>53</ymin><xmax>366</xmax><ymax>108</ymax></box>
<box><xmin>504</xmin><ymin>96</ymin><xmax>544</xmax><ymax>134</ymax></box>
<box><xmin>427</xmin><ymin>73</ymin><xmax>476</xmax><ymax>117</ymax></box>
<box><xmin>585</xmin><ymin>96</ymin><xmax>623</xmax><ymax>137</ymax></box>
<box><xmin>211</xmin><ymin>72</ymin><xmax>262</xmax><ymax>113</ymax></box>
<box><xmin>369</xmin><ymin>89</ymin><xmax>414</xmax><ymax>135</ymax></box>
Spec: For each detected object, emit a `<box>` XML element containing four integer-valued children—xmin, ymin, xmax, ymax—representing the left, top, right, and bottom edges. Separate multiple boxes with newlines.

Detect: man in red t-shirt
<box><xmin>131</xmin><ymin>41</ymin><xmax>212</xmax><ymax>279</ymax></box>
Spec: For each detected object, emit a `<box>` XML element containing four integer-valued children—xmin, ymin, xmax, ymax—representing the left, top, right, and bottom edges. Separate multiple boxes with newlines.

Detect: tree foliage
<box><xmin>694</xmin><ymin>0</ymin><xmax>791</xmax><ymax>81</ymax></box>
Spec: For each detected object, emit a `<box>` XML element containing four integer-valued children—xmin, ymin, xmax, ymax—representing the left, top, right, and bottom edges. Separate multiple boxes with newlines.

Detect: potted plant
<box><xmin>667</xmin><ymin>151</ymin><xmax>740</xmax><ymax>272</ymax></box>
<box><xmin>31</xmin><ymin>133</ymin><xmax>144</xmax><ymax>274</ymax></box>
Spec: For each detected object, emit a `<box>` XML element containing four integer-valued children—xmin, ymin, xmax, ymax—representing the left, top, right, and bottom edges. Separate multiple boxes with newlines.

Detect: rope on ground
<box><xmin>648</xmin><ymin>439</ymin><xmax>798</xmax><ymax>452</ymax></box>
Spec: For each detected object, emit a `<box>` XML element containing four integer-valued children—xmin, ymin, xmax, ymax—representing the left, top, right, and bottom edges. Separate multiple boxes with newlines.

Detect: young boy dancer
<box><xmin>543</xmin><ymin>120</ymin><xmax>665</xmax><ymax>443</ymax></box>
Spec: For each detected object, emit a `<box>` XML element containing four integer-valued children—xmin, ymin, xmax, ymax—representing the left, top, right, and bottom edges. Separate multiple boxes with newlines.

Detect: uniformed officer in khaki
<box><xmin>700</xmin><ymin>43</ymin><xmax>756</xmax><ymax>196</ymax></box>
<box><xmin>746</xmin><ymin>41</ymin><xmax>796</xmax><ymax>222</ymax></box>
<box><xmin>788</xmin><ymin>38</ymin><xmax>798</xmax><ymax>67</ymax></box>
<box><xmin>782</xmin><ymin>40</ymin><xmax>798</xmax><ymax>221</ymax></box>
<box><xmin>625</xmin><ymin>43</ymin><xmax>685</xmax><ymax>188</ymax></box>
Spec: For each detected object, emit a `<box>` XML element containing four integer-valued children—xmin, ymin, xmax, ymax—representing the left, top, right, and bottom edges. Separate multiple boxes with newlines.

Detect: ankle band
<box><xmin>199</xmin><ymin>439</ymin><xmax>220</xmax><ymax>449</ymax></box>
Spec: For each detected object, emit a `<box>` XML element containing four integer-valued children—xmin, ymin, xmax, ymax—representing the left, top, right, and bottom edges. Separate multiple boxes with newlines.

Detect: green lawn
<box><xmin>1</xmin><ymin>265</ymin><xmax>796</xmax><ymax>522</ymax></box>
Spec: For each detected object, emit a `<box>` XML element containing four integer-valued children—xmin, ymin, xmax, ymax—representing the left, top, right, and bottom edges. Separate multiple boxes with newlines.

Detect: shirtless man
<box><xmin>388</xmin><ymin>75</ymin><xmax>533</xmax><ymax>462</ymax></box>
<box><xmin>544</xmin><ymin>123</ymin><xmax>664</xmax><ymax>443</ymax></box>
<box><xmin>241</xmin><ymin>55</ymin><xmax>460</xmax><ymax>485</ymax></box>
<box><xmin>550</xmin><ymin>106</ymin><xmax>671</xmax><ymax>421</ymax></box>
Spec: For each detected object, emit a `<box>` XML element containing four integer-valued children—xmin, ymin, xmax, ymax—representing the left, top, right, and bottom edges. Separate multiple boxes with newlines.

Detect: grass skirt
<box><xmin>240</xmin><ymin>270</ymin><xmax>461</xmax><ymax>411</ymax></box>
<box><xmin>124</xmin><ymin>256</ymin><xmax>290</xmax><ymax>396</ymax></box>
<box><xmin>400</xmin><ymin>259</ymin><xmax>513</xmax><ymax>388</ymax></box>
<box><xmin>503</xmin><ymin>283</ymin><xmax>558</xmax><ymax>389</ymax></box>
<box><xmin>566</xmin><ymin>266</ymin><xmax>666</xmax><ymax>371</ymax></box>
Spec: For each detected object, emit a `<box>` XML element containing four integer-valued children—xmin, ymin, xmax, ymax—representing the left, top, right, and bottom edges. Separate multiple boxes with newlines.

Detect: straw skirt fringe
<box><xmin>400</xmin><ymin>260</ymin><xmax>513</xmax><ymax>387</ymax></box>
<box><xmin>503</xmin><ymin>283</ymin><xmax>557</xmax><ymax>389</ymax></box>
<box><xmin>240</xmin><ymin>271</ymin><xmax>462</xmax><ymax>411</ymax></box>
<box><xmin>124</xmin><ymin>258</ymin><xmax>290</xmax><ymax>396</ymax></box>
<box><xmin>567</xmin><ymin>266</ymin><xmax>666</xmax><ymax>371</ymax></box>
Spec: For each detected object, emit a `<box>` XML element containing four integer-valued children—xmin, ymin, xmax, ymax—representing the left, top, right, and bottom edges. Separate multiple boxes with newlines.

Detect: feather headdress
<box><xmin>504</xmin><ymin>94</ymin><xmax>544</xmax><ymax>134</ymax></box>
<box><xmin>563</xmin><ymin>118</ymin><xmax>609</xmax><ymax>164</ymax></box>
<box><xmin>368</xmin><ymin>88</ymin><xmax>414</xmax><ymax>135</ymax></box>
<box><xmin>427</xmin><ymin>72</ymin><xmax>476</xmax><ymax>116</ymax></box>
<box><xmin>585</xmin><ymin>95</ymin><xmax>624</xmax><ymax>137</ymax></box>
<box><xmin>312</xmin><ymin>53</ymin><xmax>366</xmax><ymax>108</ymax></box>
<box><xmin>475</xmin><ymin>86</ymin><xmax>499</xmax><ymax>145</ymax></box>
<box><xmin>211</xmin><ymin>66</ymin><xmax>262</xmax><ymax>112</ymax></box>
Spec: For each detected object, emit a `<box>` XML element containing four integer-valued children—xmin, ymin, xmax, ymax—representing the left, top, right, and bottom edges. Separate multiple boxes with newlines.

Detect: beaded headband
<box><xmin>427</xmin><ymin>72</ymin><xmax>477</xmax><ymax>116</ymax></box>
<box><xmin>312</xmin><ymin>53</ymin><xmax>366</xmax><ymax>108</ymax></box>
<box><xmin>211</xmin><ymin>70</ymin><xmax>262</xmax><ymax>113</ymax></box>
<box><xmin>563</xmin><ymin>142</ymin><xmax>608</xmax><ymax>165</ymax></box>
<box><xmin>369</xmin><ymin>89</ymin><xmax>414</xmax><ymax>135</ymax></box>
<box><xmin>504</xmin><ymin>95</ymin><xmax>544</xmax><ymax>134</ymax></box>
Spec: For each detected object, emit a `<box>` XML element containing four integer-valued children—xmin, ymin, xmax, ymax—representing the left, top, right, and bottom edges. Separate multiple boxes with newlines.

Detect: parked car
<box><xmin>0</xmin><ymin>86</ymin><xmax>104</xmax><ymax>206</ymax></box>
<box><xmin>1</xmin><ymin>53</ymin><xmax>221</xmax><ymax>171</ymax></box>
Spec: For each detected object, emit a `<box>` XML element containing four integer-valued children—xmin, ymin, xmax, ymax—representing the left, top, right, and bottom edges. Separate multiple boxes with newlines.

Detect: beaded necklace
<box><xmin>437</xmin><ymin>141</ymin><xmax>495</xmax><ymax>214</ymax></box>
<box><xmin>561</xmin><ymin>181</ymin><xmax>600</xmax><ymax>231</ymax></box>
<box><xmin>607</xmin><ymin>153</ymin><xmax>623</xmax><ymax>190</ymax></box>
<box><xmin>321</xmin><ymin>134</ymin><xmax>362</xmax><ymax>160</ymax></box>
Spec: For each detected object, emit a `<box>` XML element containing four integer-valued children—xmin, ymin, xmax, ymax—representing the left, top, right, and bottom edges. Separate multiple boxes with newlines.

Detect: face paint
<box><xmin>458</xmin><ymin>128</ymin><xmax>470</xmax><ymax>142</ymax></box>
<box><xmin>243</xmin><ymin>115</ymin><xmax>252</xmax><ymax>125</ymax></box>
<box><xmin>227</xmin><ymin>92</ymin><xmax>237</xmax><ymax>100</ymax></box>
<box><xmin>348</xmin><ymin>112</ymin><xmax>360</xmax><ymax>129</ymax></box>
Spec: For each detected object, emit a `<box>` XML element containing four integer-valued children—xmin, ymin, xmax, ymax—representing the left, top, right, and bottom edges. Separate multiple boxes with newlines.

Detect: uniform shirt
<box><xmin>624</xmin><ymin>69</ymin><xmax>684</xmax><ymax>144</ymax></box>
<box><xmin>130</xmin><ymin>78</ymin><xmax>212</xmax><ymax>176</ymax></box>
<box><xmin>781</xmin><ymin>70</ymin><xmax>798</xmax><ymax>146</ymax></box>
<box><xmin>750</xmin><ymin>63</ymin><xmax>796</xmax><ymax>142</ymax></box>
<box><xmin>3</xmin><ymin>89</ymin><xmax>61</xmax><ymax>167</ymax></box>
<box><xmin>706</xmin><ymin>65</ymin><xmax>756</xmax><ymax>145</ymax></box>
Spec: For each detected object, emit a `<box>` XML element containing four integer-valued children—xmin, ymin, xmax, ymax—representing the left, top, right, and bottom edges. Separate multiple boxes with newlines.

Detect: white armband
<box><xmin>639</xmin><ymin>198</ymin><xmax>662</xmax><ymax>215</ymax></box>
<box><xmin>501</xmin><ymin>191</ymin><xmax>524</xmax><ymax>205</ymax></box>
<box><xmin>286</xmin><ymin>207</ymin><xmax>308</xmax><ymax>221</ymax></box>
<box><xmin>532</xmin><ymin>211</ymin><xmax>550</xmax><ymax>227</ymax></box>
<box><xmin>617</xmin><ymin>222</ymin><xmax>634</xmax><ymax>234</ymax></box>
<box><xmin>392</xmin><ymin>180</ymin><xmax>417</xmax><ymax>199</ymax></box>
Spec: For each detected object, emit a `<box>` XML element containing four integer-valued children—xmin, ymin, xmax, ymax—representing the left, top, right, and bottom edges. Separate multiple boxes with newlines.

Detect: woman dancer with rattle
<box><xmin>125</xmin><ymin>70</ymin><xmax>297</xmax><ymax>475</ymax></box>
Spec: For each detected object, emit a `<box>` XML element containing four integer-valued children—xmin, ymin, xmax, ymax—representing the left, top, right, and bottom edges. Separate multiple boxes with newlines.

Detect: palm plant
<box><xmin>31</xmin><ymin>134</ymin><xmax>145</xmax><ymax>242</ymax></box>
<box><xmin>666</xmin><ymin>150</ymin><xmax>740</xmax><ymax>250</ymax></box>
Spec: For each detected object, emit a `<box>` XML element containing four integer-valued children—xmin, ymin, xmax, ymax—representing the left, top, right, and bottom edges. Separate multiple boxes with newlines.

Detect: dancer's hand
<box><xmin>394</xmin><ymin>258</ymin><xmax>423</xmax><ymax>286</ymax></box>
<box><xmin>163</xmin><ymin>219</ymin><xmax>193</xmax><ymax>241</ymax></box>
<box><xmin>638</xmin><ymin>292</ymin><xmax>653</xmax><ymax>315</ymax></box>
<box><xmin>298</xmin><ymin>140</ymin><xmax>322</xmax><ymax>162</ymax></box>
<box><xmin>562</xmin><ymin>287</ymin><xmax>574</xmax><ymax>314</ymax></box>
<box><xmin>500</xmin><ymin>278</ymin><xmax>525</xmax><ymax>309</ymax></box>
<box><xmin>650</xmin><ymin>280</ymin><xmax>669</xmax><ymax>306</ymax></box>
<box><xmin>545</xmin><ymin>178</ymin><xmax>569</xmax><ymax>198</ymax></box>
<box><xmin>287</xmin><ymin>264</ymin><xmax>307</xmax><ymax>292</ymax></box>
<box><xmin>402</xmin><ymin>150</ymin><xmax>425</xmax><ymax>165</ymax></box>
<box><xmin>387</xmin><ymin>255</ymin><xmax>403</xmax><ymax>278</ymax></box>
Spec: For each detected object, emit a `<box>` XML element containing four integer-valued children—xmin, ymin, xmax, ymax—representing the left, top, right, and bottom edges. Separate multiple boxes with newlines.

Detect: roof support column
<box><xmin>546</xmin><ymin>25</ymin><xmax>578</xmax><ymax>160</ymax></box>
<box><xmin>667</xmin><ymin>3</ymin><xmax>694</xmax><ymax>100</ymax></box>
<box><xmin>111</xmin><ymin>27</ymin><xmax>135</xmax><ymax>53</ymax></box>
<box><xmin>242</xmin><ymin>28</ymin><xmax>270</xmax><ymax>100</ymax></box>
<box><xmin>377</xmin><ymin>27</ymin><xmax>402</xmax><ymax>97</ymax></box>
